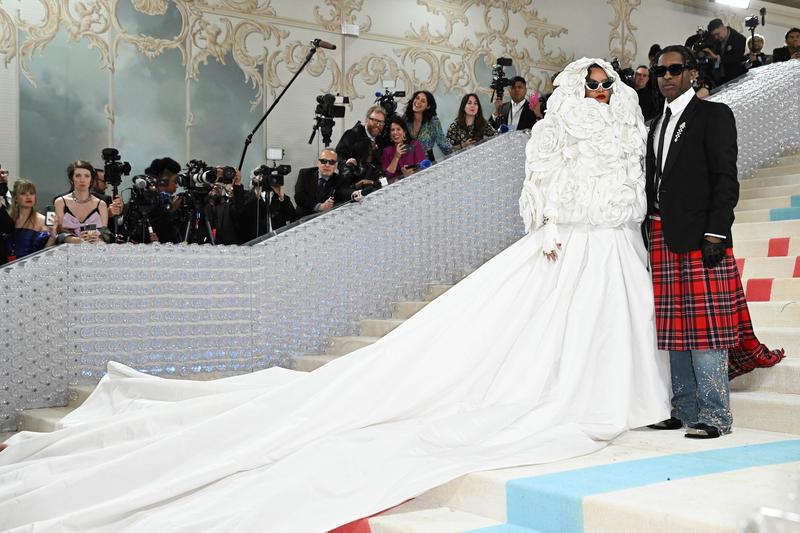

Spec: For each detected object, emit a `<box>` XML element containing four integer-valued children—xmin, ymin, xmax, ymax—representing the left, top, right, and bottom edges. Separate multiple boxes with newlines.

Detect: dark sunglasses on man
<box><xmin>318</xmin><ymin>158</ymin><xmax>337</xmax><ymax>165</ymax></box>
<box><xmin>653</xmin><ymin>64</ymin><xmax>690</xmax><ymax>77</ymax></box>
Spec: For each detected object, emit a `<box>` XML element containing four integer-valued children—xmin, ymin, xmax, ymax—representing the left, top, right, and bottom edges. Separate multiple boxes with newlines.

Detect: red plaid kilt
<box><xmin>647</xmin><ymin>218</ymin><xmax>771</xmax><ymax>379</ymax></box>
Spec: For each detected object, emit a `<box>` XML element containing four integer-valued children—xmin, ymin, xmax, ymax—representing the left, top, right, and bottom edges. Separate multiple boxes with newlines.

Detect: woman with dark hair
<box><xmin>446</xmin><ymin>93</ymin><xmax>496</xmax><ymax>151</ymax></box>
<box><xmin>403</xmin><ymin>90</ymin><xmax>452</xmax><ymax>161</ymax></box>
<box><xmin>3</xmin><ymin>179</ymin><xmax>56</xmax><ymax>261</ymax></box>
<box><xmin>380</xmin><ymin>116</ymin><xmax>425</xmax><ymax>181</ymax></box>
<box><xmin>54</xmin><ymin>160</ymin><xmax>109</xmax><ymax>244</ymax></box>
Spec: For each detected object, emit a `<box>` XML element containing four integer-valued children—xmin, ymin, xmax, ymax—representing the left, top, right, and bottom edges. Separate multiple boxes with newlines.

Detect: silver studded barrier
<box><xmin>1</xmin><ymin>61</ymin><xmax>798</xmax><ymax>431</ymax></box>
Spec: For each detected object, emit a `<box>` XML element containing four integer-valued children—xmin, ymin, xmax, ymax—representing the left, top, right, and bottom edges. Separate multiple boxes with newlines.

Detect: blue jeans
<box><xmin>669</xmin><ymin>349</ymin><xmax>732</xmax><ymax>433</ymax></box>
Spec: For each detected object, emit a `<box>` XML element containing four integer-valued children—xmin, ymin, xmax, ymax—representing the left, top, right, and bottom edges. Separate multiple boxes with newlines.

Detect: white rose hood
<box><xmin>519</xmin><ymin>57</ymin><xmax>647</xmax><ymax>233</ymax></box>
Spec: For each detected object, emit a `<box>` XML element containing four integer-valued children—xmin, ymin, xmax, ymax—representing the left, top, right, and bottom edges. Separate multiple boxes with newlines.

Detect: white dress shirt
<box><xmin>509</xmin><ymin>99</ymin><xmax>526</xmax><ymax>131</ymax></box>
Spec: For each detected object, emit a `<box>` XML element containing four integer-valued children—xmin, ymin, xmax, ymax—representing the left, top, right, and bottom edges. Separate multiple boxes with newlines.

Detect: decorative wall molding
<box><xmin>608</xmin><ymin>0</ymin><xmax>641</xmax><ymax>68</ymax></box>
<box><xmin>667</xmin><ymin>0</ymin><xmax>800</xmax><ymax>29</ymax></box>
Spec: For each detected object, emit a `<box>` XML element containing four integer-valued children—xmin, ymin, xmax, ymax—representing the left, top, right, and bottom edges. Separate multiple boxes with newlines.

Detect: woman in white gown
<box><xmin>0</xmin><ymin>58</ymin><xmax>670</xmax><ymax>532</ymax></box>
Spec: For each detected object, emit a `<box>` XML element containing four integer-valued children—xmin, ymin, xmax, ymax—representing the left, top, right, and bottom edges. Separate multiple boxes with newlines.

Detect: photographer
<box><xmin>205</xmin><ymin>166</ymin><xmax>246</xmax><ymax>245</ymax></box>
<box><xmin>773</xmin><ymin>27</ymin><xmax>800</xmax><ymax>62</ymax></box>
<box><xmin>745</xmin><ymin>34</ymin><xmax>770</xmax><ymax>69</ymax></box>
<box><xmin>705</xmin><ymin>19</ymin><xmax>746</xmax><ymax>85</ymax></box>
<box><xmin>294</xmin><ymin>149</ymin><xmax>352</xmax><ymax>217</ymax></box>
<box><xmin>381</xmin><ymin>116</ymin><xmax>425</xmax><ymax>181</ymax></box>
<box><xmin>490</xmin><ymin>76</ymin><xmax>539</xmax><ymax>131</ymax></box>
<box><xmin>633</xmin><ymin>65</ymin><xmax>659</xmax><ymax>122</ymax></box>
<box><xmin>335</xmin><ymin>105</ymin><xmax>389</xmax><ymax>171</ymax></box>
<box><xmin>0</xmin><ymin>164</ymin><xmax>10</xmax><ymax>209</ymax></box>
<box><xmin>122</xmin><ymin>157</ymin><xmax>182</xmax><ymax>244</ymax></box>
<box><xmin>240</xmin><ymin>170</ymin><xmax>298</xmax><ymax>239</ymax></box>
<box><xmin>340</xmin><ymin>137</ymin><xmax>388</xmax><ymax>197</ymax></box>
<box><xmin>92</xmin><ymin>167</ymin><xmax>124</xmax><ymax>239</ymax></box>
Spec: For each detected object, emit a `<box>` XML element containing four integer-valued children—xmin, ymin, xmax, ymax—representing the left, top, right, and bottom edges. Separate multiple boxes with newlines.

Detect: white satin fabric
<box><xmin>0</xmin><ymin>222</ymin><xmax>670</xmax><ymax>532</ymax></box>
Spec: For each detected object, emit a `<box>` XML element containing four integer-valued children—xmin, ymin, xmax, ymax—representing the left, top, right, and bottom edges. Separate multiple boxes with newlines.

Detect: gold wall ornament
<box><xmin>132</xmin><ymin>0</ymin><xmax>170</xmax><ymax>16</ymax></box>
<box><xmin>407</xmin><ymin>0</ymin><xmax>469</xmax><ymax>47</ymax></box>
<box><xmin>314</xmin><ymin>0</ymin><xmax>372</xmax><ymax>34</ymax></box>
<box><xmin>16</xmin><ymin>0</ymin><xmax>61</xmax><ymax>86</ymax></box>
<box><xmin>62</xmin><ymin>0</ymin><xmax>113</xmax><ymax>70</ymax></box>
<box><xmin>189</xmin><ymin>17</ymin><xmax>234</xmax><ymax>75</ymax></box>
<box><xmin>607</xmin><ymin>0</ymin><xmax>640</xmax><ymax>68</ymax></box>
<box><xmin>0</xmin><ymin>7</ymin><xmax>17</xmax><ymax>65</ymax></box>
<box><xmin>344</xmin><ymin>54</ymin><xmax>413</xmax><ymax>104</ymax></box>
<box><xmin>264</xmin><ymin>41</ymin><xmax>342</xmax><ymax>104</ymax></box>
<box><xmin>110</xmin><ymin>0</ymin><xmax>190</xmax><ymax>62</ymax></box>
<box><xmin>210</xmin><ymin>0</ymin><xmax>278</xmax><ymax>17</ymax></box>
<box><xmin>229</xmin><ymin>20</ymin><xmax>289</xmax><ymax>109</ymax></box>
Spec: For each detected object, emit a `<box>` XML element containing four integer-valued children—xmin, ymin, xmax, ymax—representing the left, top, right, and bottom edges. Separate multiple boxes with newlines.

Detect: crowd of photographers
<box><xmin>2</xmin><ymin>16</ymin><xmax>797</xmax><ymax>263</ymax></box>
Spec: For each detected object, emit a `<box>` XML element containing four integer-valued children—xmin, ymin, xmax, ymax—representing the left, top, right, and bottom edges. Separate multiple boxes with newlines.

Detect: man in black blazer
<box><xmin>772</xmin><ymin>27</ymin><xmax>800</xmax><ymax>62</ymax></box>
<box><xmin>644</xmin><ymin>45</ymin><xmax>783</xmax><ymax>440</ymax></box>
<box><xmin>293</xmin><ymin>149</ymin><xmax>354</xmax><ymax>218</ymax></box>
<box><xmin>704</xmin><ymin>19</ymin><xmax>746</xmax><ymax>85</ymax></box>
<box><xmin>489</xmin><ymin>77</ymin><xmax>540</xmax><ymax>131</ymax></box>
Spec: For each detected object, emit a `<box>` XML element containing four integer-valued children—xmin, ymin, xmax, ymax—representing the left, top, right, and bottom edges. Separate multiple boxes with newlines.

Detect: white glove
<box><xmin>541</xmin><ymin>223</ymin><xmax>561</xmax><ymax>257</ymax></box>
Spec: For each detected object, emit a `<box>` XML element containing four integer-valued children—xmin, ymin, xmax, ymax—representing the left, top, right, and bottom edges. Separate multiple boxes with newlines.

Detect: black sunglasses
<box><xmin>584</xmin><ymin>79</ymin><xmax>614</xmax><ymax>91</ymax></box>
<box><xmin>653</xmin><ymin>64</ymin><xmax>690</xmax><ymax>77</ymax></box>
<box><xmin>318</xmin><ymin>158</ymin><xmax>337</xmax><ymax>165</ymax></box>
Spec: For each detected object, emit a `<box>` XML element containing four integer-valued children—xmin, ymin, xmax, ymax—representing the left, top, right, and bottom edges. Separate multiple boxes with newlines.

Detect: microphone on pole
<box><xmin>760</xmin><ymin>7</ymin><xmax>766</xmax><ymax>26</ymax></box>
<box><xmin>312</xmin><ymin>39</ymin><xmax>337</xmax><ymax>50</ymax></box>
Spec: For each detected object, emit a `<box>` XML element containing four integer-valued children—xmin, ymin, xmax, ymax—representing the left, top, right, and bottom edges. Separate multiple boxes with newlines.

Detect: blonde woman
<box><xmin>3</xmin><ymin>179</ymin><xmax>55</xmax><ymax>261</ymax></box>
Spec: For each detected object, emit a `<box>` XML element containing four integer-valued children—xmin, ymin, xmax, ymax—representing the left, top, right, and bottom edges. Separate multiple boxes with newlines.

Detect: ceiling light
<box><xmin>714</xmin><ymin>0</ymin><xmax>750</xmax><ymax>8</ymax></box>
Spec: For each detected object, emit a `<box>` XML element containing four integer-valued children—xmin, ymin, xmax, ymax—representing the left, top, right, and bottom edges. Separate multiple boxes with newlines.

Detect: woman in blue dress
<box><xmin>3</xmin><ymin>178</ymin><xmax>55</xmax><ymax>262</ymax></box>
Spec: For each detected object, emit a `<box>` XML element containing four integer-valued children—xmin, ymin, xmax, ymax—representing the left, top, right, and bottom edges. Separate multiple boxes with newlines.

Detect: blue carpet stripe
<box><xmin>468</xmin><ymin>439</ymin><xmax>800</xmax><ymax>533</ymax></box>
<box><xmin>770</xmin><ymin>206</ymin><xmax>800</xmax><ymax>221</ymax></box>
<box><xmin>791</xmin><ymin>195</ymin><xmax>800</xmax><ymax>208</ymax></box>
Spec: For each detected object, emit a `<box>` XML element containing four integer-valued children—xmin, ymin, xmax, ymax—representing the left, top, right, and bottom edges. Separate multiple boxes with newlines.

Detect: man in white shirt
<box><xmin>489</xmin><ymin>76</ymin><xmax>539</xmax><ymax>131</ymax></box>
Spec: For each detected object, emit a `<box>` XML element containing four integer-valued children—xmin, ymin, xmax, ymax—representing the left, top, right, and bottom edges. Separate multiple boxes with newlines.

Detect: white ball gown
<box><xmin>0</xmin><ymin>59</ymin><xmax>670</xmax><ymax>532</ymax></box>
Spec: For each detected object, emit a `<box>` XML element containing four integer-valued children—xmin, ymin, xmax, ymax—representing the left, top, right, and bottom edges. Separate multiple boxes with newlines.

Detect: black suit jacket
<box><xmin>645</xmin><ymin>96</ymin><xmax>739</xmax><ymax>253</ymax></box>
<box><xmin>715</xmin><ymin>28</ymin><xmax>747</xmax><ymax>84</ymax></box>
<box><xmin>293</xmin><ymin>167</ymin><xmax>350</xmax><ymax>217</ymax></box>
<box><xmin>772</xmin><ymin>46</ymin><xmax>795</xmax><ymax>63</ymax></box>
<box><xmin>489</xmin><ymin>100</ymin><xmax>537</xmax><ymax>131</ymax></box>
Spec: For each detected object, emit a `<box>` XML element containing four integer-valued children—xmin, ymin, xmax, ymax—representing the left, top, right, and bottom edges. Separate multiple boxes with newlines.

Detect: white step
<box><xmin>748</xmin><ymin>301</ymin><xmax>800</xmax><ymax>328</ymax></box>
<box><xmin>423</xmin><ymin>284</ymin><xmax>453</xmax><ymax>302</ymax></box>
<box><xmin>740</xmin><ymin>172</ymin><xmax>800</xmax><ymax>189</ymax></box>
<box><xmin>359</xmin><ymin>318</ymin><xmax>406</xmax><ymax>337</ymax></box>
<box><xmin>392</xmin><ymin>301</ymin><xmax>429</xmax><ymax>319</ymax></box>
<box><xmin>68</xmin><ymin>385</ymin><xmax>94</xmax><ymax>408</ymax></box>
<box><xmin>293</xmin><ymin>354</ymin><xmax>337</xmax><ymax>372</ymax></box>
<box><xmin>732</xmin><ymin>219</ymin><xmax>800</xmax><ymax>240</ymax></box>
<box><xmin>753</xmin><ymin>163</ymin><xmax>800</xmax><ymax>178</ymax></box>
<box><xmin>730</xmin><ymin>391</ymin><xmax>800</xmax><ymax>434</ymax></box>
<box><xmin>368</xmin><ymin>503</ymin><xmax>504</xmax><ymax>532</ymax></box>
<box><xmin>779</xmin><ymin>155</ymin><xmax>800</xmax><ymax>166</ymax></box>
<box><xmin>739</xmin><ymin>256</ymin><xmax>799</xmax><ymax>278</ymax></box>
<box><xmin>755</xmin><ymin>327</ymin><xmax>800</xmax><ymax>357</ymax></box>
<box><xmin>735</xmin><ymin>237</ymin><xmax>800</xmax><ymax>258</ymax></box>
<box><xmin>19</xmin><ymin>406</ymin><xmax>73</xmax><ymax>432</ymax></box>
<box><xmin>736</xmin><ymin>195</ymin><xmax>792</xmax><ymax>212</ymax></box>
<box><xmin>739</xmin><ymin>184</ymin><xmax>800</xmax><ymax>200</ymax></box>
<box><xmin>326</xmin><ymin>335</ymin><xmax>379</xmax><ymax>356</ymax></box>
<box><xmin>744</xmin><ymin>278</ymin><xmax>800</xmax><ymax>301</ymax></box>
<box><xmin>732</xmin><ymin>358</ymin><xmax>800</xmax><ymax>394</ymax></box>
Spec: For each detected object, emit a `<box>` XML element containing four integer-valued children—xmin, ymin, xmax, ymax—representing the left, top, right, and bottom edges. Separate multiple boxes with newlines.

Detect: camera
<box><xmin>310</xmin><ymin>93</ymin><xmax>349</xmax><ymax>146</ymax></box>
<box><xmin>374</xmin><ymin>82</ymin><xmax>406</xmax><ymax>117</ymax></box>
<box><xmin>177</xmin><ymin>159</ymin><xmax>217</xmax><ymax>189</ymax></box>
<box><xmin>610</xmin><ymin>57</ymin><xmax>634</xmax><ymax>87</ymax></box>
<box><xmin>490</xmin><ymin>57</ymin><xmax>512</xmax><ymax>100</ymax></box>
<box><xmin>341</xmin><ymin>160</ymin><xmax>365</xmax><ymax>182</ymax></box>
<box><xmin>101</xmin><ymin>148</ymin><xmax>131</xmax><ymax>188</ymax></box>
<box><xmin>690</xmin><ymin>27</ymin><xmax>715</xmax><ymax>65</ymax></box>
<box><xmin>744</xmin><ymin>15</ymin><xmax>759</xmax><ymax>31</ymax></box>
<box><xmin>252</xmin><ymin>164</ymin><xmax>291</xmax><ymax>188</ymax></box>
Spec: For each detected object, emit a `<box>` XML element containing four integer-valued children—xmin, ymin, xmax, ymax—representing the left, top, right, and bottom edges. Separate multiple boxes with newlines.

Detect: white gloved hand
<box><xmin>541</xmin><ymin>223</ymin><xmax>561</xmax><ymax>260</ymax></box>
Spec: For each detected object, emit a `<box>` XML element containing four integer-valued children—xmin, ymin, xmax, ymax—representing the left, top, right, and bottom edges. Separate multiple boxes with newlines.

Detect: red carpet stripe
<box><xmin>768</xmin><ymin>237</ymin><xmax>790</xmax><ymax>257</ymax></box>
<box><xmin>794</xmin><ymin>256</ymin><xmax>800</xmax><ymax>278</ymax></box>
<box><xmin>745</xmin><ymin>278</ymin><xmax>774</xmax><ymax>301</ymax></box>
<box><xmin>736</xmin><ymin>258</ymin><xmax>746</xmax><ymax>276</ymax></box>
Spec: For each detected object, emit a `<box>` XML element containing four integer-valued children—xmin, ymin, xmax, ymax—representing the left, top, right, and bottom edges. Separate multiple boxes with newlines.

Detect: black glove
<box><xmin>701</xmin><ymin>239</ymin><xmax>727</xmax><ymax>269</ymax></box>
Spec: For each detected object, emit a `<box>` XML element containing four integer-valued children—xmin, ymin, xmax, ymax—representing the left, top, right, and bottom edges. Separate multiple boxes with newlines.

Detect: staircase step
<box><xmin>755</xmin><ymin>327</ymin><xmax>800</xmax><ymax>357</ymax></box>
<box><xmin>392</xmin><ymin>301</ymin><xmax>429</xmax><ymax>319</ymax></box>
<box><xmin>736</xmin><ymin>195</ymin><xmax>792</xmax><ymax>212</ymax></box>
<box><xmin>325</xmin><ymin>336</ymin><xmax>380</xmax><ymax>356</ymax></box>
<box><xmin>735</xmin><ymin>207</ymin><xmax>800</xmax><ymax>223</ymax></box>
<box><xmin>748</xmin><ymin>301</ymin><xmax>800</xmax><ymax>328</ymax></box>
<box><xmin>19</xmin><ymin>406</ymin><xmax>73</xmax><ymax>432</ymax></box>
<box><xmin>730</xmin><ymin>391</ymin><xmax>800</xmax><ymax>434</ymax></box>
<box><xmin>732</xmin><ymin>219</ymin><xmax>800</xmax><ymax>240</ymax></box>
<box><xmin>359</xmin><ymin>318</ymin><xmax>406</xmax><ymax>338</ymax></box>
<box><xmin>739</xmin><ymin>256</ymin><xmax>799</xmax><ymax>278</ymax></box>
<box><xmin>739</xmin><ymin>184</ymin><xmax>800</xmax><ymax>200</ymax></box>
<box><xmin>753</xmin><ymin>163</ymin><xmax>800</xmax><ymax>178</ymax></box>
<box><xmin>735</xmin><ymin>237</ymin><xmax>800</xmax><ymax>258</ymax></box>
<box><xmin>740</xmin><ymin>172</ymin><xmax>800</xmax><ymax>189</ymax></box>
<box><xmin>732</xmin><ymin>358</ymin><xmax>800</xmax><ymax>394</ymax></box>
<box><xmin>744</xmin><ymin>277</ymin><xmax>800</xmax><ymax>301</ymax></box>
<box><xmin>68</xmin><ymin>385</ymin><xmax>94</xmax><ymax>408</ymax></box>
<box><xmin>779</xmin><ymin>154</ymin><xmax>800</xmax><ymax>166</ymax></box>
<box><xmin>423</xmin><ymin>284</ymin><xmax>453</xmax><ymax>302</ymax></box>
<box><xmin>293</xmin><ymin>354</ymin><xmax>338</xmax><ymax>372</ymax></box>
<box><xmin>367</xmin><ymin>504</ymin><xmax>505</xmax><ymax>532</ymax></box>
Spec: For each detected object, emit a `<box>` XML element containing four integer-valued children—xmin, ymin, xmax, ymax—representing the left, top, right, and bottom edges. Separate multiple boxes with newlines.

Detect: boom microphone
<box><xmin>312</xmin><ymin>38</ymin><xmax>337</xmax><ymax>50</ymax></box>
<box><xmin>760</xmin><ymin>7</ymin><xmax>766</xmax><ymax>26</ymax></box>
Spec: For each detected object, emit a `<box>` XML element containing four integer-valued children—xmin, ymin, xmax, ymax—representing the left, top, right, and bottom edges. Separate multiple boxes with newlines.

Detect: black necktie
<box><xmin>317</xmin><ymin>176</ymin><xmax>326</xmax><ymax>199</ymax></box>
<box><xmin>654</xmin><ymin>107</ymin><xmax>672</xmax><ymax>204</ymax></box>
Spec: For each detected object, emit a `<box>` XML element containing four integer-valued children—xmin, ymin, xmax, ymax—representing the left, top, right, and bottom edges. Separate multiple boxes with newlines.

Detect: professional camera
<box><xmin>490</xmin><ymin>57</ymin><xmax>512</xmax><ymax>100</ymax></box>
<box><xmin>610</xmin><ymin>57</ymin><xmax>634</xmax><ymax>87</ymax></box>
<box><xmin>690</xmin><ymin>27</ymin><xmax>715</xmax><ymax>65</ymax></box>
<box><xmin>374</xmin><ymin>82</ymin><xmax>405</xmax><ymax>117</ymax></box>
<box><xmin>252</xmin><ymin>164</ymin><xmax>291</xmax><ymax>188</ymax></box>
<box><xmin>744</xmin><ymin>15</ymin><xmax>759</xmax><ymax>31</ymax></box>
<box><xmin>101</xmin><ymin>148</ymin><xmax>131</xmax><ymax>189</ymax></box>
<box><xmin>119</xmin><ymin>174</ymin><xmax>162</xmax><ymax>243</ymax></box>
<box><xmin>177</xmin><ymin>159</ymin><xmax>217</xmax><ymax>189</ymax></box>
<box><xmin>309</xmin><ymin>93</ymin><xmax>348</xmax><ymax>147</ymax></box>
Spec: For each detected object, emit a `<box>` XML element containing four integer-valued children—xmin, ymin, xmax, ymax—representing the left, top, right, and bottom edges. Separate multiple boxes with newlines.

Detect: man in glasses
<box><xmin>645</xmin><ymin>45</ymin><xmax>783</xmax><ymax>440</ymax></box>
<box><xmin>335</xmin><ymin>105</ymin><xmax>389</xmax><ymax>174</ymax></box>
<box><xmin>704</xmin><ymin>18</ymin><xmax>746</xmax><ymax>85</ymax></box>
<box><xmin>294</xmin><ymin>148</ymin><xmax>351</xmax><ymax>218</ymax></box>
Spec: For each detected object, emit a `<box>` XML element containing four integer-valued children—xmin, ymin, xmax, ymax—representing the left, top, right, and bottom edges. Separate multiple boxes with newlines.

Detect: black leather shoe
<box><xmin>647</xmin><ymin>417</ymin><xmax>683</xmax><ymax>430</ymax></box>
<box><xmin>685</xmin><ymin>423</ymin><xmax>722</xmax><ymax>439</ymax></box>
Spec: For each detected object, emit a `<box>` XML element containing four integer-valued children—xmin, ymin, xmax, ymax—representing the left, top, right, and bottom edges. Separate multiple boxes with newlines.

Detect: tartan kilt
<box><xmin>647</xmin><ymin>218</ymin><xmax>769</xmax><ymax>378</ymax></box>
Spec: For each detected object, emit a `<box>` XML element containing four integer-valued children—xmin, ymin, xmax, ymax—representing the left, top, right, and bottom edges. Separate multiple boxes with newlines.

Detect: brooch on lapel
<box><xmin>674</xmin><ymin>122</ymin><xmax>686</xmax><ymax>143</ymax></box>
